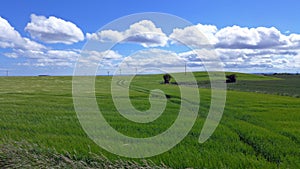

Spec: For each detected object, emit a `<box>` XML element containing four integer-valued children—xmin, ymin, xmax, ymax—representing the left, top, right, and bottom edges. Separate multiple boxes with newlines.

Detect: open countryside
<box><xmin>0</xmin><ymin>72</ymin><xmax>299</xmax><ymax>168</ymax></box>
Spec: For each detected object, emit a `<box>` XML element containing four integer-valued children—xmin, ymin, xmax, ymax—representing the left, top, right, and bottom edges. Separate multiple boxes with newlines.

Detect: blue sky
<box><xmin>1</xmin><ymin>0</ymin><xmax>300</xmax><ymax>75</ymax></box>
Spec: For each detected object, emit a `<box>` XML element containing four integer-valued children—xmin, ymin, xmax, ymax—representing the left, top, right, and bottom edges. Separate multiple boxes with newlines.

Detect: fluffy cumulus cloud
<box><xmin>123</xmin><ymin>49</ymin><xmax>185</xmax><ymax>68</ymax></box>
<box><xmin>293</xmin><ymin>51</ymin><xmax>300</xmax><ymax>68</ymax></box>
<box><xmin>86</xmin><ymin>30</ymin><xmax>123</xmax><ymax>42</ymax></box>
<box><xmin>169</xmin><ymin>24</ymin><xmax>218</xmax><ymax>47</ymax></box>
<box><xmin>215</xmin><ymin>26</ymin><xmax>289</xmax><ymax>49</ymax></box>
<box><xmin>25</xmin><ymin>14</ymin><xmax>84</xmax><ymax>44</ymax></box>
<box><xmin>168</xmin><ymin>24</ymin><xmax>300</xmax><ymax>72</ymax></box>
<box><xmin>215</xmin><ymin>48</ymin><xmax>299</xmax><ymax>71</ymax></box>
<box><xmin>86</xmin><ymin>20</ymin><xmax>168</xmax><ymax>47</ymax></box>
<box><xmin>288</xmin><ymin>33</ymin><xmax>300</xmax><ymax>48</ymax></box>
<box><xmin>5</xmin><ymin>49</ymin><xmax>80</xmax><ymax>67</ymax></box>
<box><xmin>179</xmin><ymin>49</ymin><xmax>220</xmax><ymax>62</ymax></box>
<box><xmin>0</xmin><ymin>15</ymin><xmax>80</xmax><ymax>67</ymax></box>
<box><xmin>168</xmin><ymin>24</ymin><xmax>297</xmax><ymax>50</ymax></box>
<box><xmin>84</xmin><ymin>19</ymin><xmax>300</xmax><ymax>72</ymax></box>
<box><xmin>0</xmin><ymin>14</ymin><xmax>87</xmax><ymax>69</ymax></box>
<box><xmin>73</xmin><ymin>48</ymin><xmax>225</xmax><ymax>73</ymax></box>
<box><xmin>0</xmin><ymin>16</ymin><xmax>45</xmax><ymax>50</ymax></box>
<box><xmin>79</xmin><ymin>50</ymin><xmax>123</xmax><ymax>67</ymax></box>
<box><xmin>2</xmin><ymin>13</ymin><xmax>300</xmax><ymax>72</ymax></box>
<box><xmin>109</xmin><ymin>48</ymin><xmax>226</xmax><ymax>74</ymax></box>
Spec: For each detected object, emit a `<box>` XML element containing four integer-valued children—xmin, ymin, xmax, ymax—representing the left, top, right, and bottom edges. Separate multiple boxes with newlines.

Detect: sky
<box><xmin>1</xmin><ymin>0</ymin><xmax>300</xmax><ymax>76</ymax></box>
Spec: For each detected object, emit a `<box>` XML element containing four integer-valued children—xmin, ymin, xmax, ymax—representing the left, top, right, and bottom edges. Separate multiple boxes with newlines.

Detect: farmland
<box><xmin>0</xmin><ymin>72</ymin><xmax>299</xmax><ymax>168</ymax></box>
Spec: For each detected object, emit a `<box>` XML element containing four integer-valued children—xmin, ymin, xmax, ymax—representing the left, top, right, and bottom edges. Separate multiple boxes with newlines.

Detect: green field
<box><xmin>0</xmin><ymin>72</ymin><xmax>299</xmax><ymax>168</ymax></box>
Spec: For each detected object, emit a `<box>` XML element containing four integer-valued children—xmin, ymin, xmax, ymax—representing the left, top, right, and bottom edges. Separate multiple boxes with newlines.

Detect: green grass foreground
<box><xmin>0</xmin><ymin>72</ymin><xmax>299</xmax><ymax>168</ymax></box>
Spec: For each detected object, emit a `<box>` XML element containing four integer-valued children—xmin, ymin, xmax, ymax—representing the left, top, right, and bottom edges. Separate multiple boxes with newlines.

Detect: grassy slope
<box><xmin>226</xmin><ymin>74</ymin><xmax>300</xmax><ymax>97</ymax></box>
<box><xmin>194</xmin><ymin>72</ymin><xmax>300</xmax><ymax>97</ymax></box>
<box><xmin>0</xmin><ymin>73</ymin><xmax>299</xmax><ymax>168</ymax></box>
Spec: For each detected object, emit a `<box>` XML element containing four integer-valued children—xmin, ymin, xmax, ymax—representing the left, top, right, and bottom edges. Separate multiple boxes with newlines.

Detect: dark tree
<box><xmin>163</xmin><ymin>74</ymin><xmax>172</xmax><ymax>84</ymax></box>
<box><xmin>226</xmin><ymin>74</ymin><xmax>236</xmax><ymax>83</ymax></box>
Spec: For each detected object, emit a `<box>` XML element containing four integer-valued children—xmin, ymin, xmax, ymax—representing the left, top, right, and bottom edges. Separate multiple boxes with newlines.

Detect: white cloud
<box><xmin>115</xmin><ymin>48</ymin><xmax>225</xmax><ymax>73</ymax></box>
<box><xmin>169</xmin><ymin>24</ymin><xmax>218</xmax><ymax>47</ymax></box>
<box><xmin>76</xmin><ymin>50</ymin><xmax>123</xmax><ymax>69</ymax></box>
<box><xmin>5</xmin><ymin>49</ymin><xmax>80</xmax><ymax>67</ymax></box>
<box><xmin>84</xmin><ymin>21</ymin><xmax>300</xmax><ymax>72</ymax></box>
<box><xmin>177</xmin><ymin>49</ymin><xmax>225</xmax><ymax>70</ymax></box>
<box><xmin>0</xmin><ymin>16</ymin><xmax>45</xmax><ymax>50</ymax></box>
<box><xmin>86</xmin><ymin>20</ymin><xmax>168</xmax><ymax>47</ymax></box>
<box><xmin>123</xmin><ymin>20</ymin><xmax>168</xmax><ymax>47</ymax></box>
<box><xmin>168</xmin><ymin>24</ymin><xmax>300</xmax><ymax>72</ymax></box>
<box><xmin>215</xmin><ymin>26</ymin><xmax>288</xmax><ymax>49</ymax></box>
<box><xmin>86</xmin><ymin>30</ymin><xmax>123</xmax><ymax>42</ymax></box>
<box><xmin>288</xmin><ymin>33</ymin><xmax>300</xmax><ymax>48</ymax></box>
<box><xmin>179</xmin><ymin>49</ymin><xmax>220</xmax><ymax>62</ymax></box>
<box><xmin>2</xmin><ymin>13</ymin><xmax>300</xmax><ymax>73</ymax></box>
<box><xmin>215</xmin><ymin>48</ymin><xmax>298</xmax><ymax>71</ymax></box>
<box><xmin>0</xmin><ymin>15</ymin><xmax>83</xmax><ymax>67</ymax></box>
<box><xmin>123</xmin><ymin>49</ymin><xmax>185</xmax><ymax>68</ymax></box>
<box><xmin>169</xmin><ymin>24</ymin><xmax>298</xmax><ymax>50</ymax></box>
<box><xmin>25</xmin><ymin>14</ymin><xmax>84</xmax><ymax>44</ymax></box>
